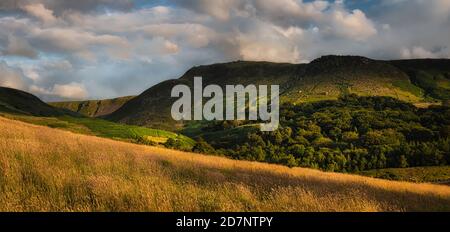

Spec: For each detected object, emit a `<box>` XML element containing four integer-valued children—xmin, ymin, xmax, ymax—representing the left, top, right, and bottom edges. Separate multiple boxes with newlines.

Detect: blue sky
<box><xmin>0</xmin><ymin>0</ymin><xmax>449</xmax><ymax>101</ymax></box>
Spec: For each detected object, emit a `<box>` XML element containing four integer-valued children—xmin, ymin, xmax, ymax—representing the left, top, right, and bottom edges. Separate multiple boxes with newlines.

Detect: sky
<box><xmin>0</xmin><ymin>0</ymin><xmax>449</xmax><ymax>101</ymax></box>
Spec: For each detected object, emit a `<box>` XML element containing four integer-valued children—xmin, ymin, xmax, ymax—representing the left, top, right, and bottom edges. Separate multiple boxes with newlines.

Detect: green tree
<box><xmin>192</xmin><ymin>138</ymin><xmax>215</xmax><ymax>154</ymax></box>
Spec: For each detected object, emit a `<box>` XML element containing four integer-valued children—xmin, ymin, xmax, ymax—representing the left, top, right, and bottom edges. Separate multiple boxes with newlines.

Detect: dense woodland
<box><xmin>167</xmin><ymin>95</ymin><xmax>450</xmax><ymax>172</ymax></box>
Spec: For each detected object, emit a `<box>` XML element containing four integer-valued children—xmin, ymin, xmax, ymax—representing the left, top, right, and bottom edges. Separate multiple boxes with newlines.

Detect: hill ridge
<box><xmin>0</xmin><ymin>86</ymin><xmax>73</xmax><ymax>117</ymax></box>
<box><xmin>106</xmin><ymin>55</ymin><xmax>450</xmax><ymax>130</ymax></box>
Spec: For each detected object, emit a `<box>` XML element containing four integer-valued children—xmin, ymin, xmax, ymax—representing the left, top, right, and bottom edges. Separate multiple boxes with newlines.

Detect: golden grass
<box><xmin>0</xmin><ymin>116</ymin><xmax>449</xmax><ymax>212</ymax></box>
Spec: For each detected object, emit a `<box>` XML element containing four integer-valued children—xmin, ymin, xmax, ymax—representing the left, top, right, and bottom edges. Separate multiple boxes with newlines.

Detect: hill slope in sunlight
<box><xmin>0</xmin><ymin>116</ymin><xmax>449</xmax><ymax>212</ymax></box>
<box><xmin>106</xmin><ymin>56</ymin><xmax>450</xmax><ymax>131</ymax></box>
<box><xmin>49</xmin><ymin>96</ymin><xmax>135</xmax><ymax>117</ymax></box>
<box><xmin>0</xmin><ymin>87</ymin><xmax>193</xmax><ymax>149</ymax></box>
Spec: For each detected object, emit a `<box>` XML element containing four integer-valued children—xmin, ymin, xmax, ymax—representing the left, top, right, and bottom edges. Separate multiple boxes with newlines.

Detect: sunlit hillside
<box><xmin>49</xmin><ymin>96</ymin><xmax>135</xmax><ymax>117</ymax></box>
<box><xmin>106</xmin><ymin>57</ymin><xmax>450</xmax><ymax>131</ymax></box>
<box><xmin>0</xmin><ymin>117</ymin><xmax>449</xmax><ymax>212</ymax></box>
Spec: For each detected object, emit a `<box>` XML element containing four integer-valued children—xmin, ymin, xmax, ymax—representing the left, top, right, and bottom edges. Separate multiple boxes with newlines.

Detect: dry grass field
<box><xmin>0</xmin><ymin>116</ymin><xmax>449</xmax><ymax>212</ymax></box>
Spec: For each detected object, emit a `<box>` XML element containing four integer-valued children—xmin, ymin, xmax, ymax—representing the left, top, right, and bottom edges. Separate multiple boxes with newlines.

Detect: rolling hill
<box><xmin>282</xmin><ymin>56</ymin><xmax>422</xmax><ymax>103</ymax></box>
<box><xmin>49</xmin><ymin>96</ymin><xmax>135</xmax><ymax>117</ymax></box>
<box><xmin>1</xmin><ymin>55</ymin><xmax>449</xmax><ymax>179</ymax></box>
<box><xmin>0</xmin><ymin>87</ymin><xmax>194</xmax><ymax>149</ymax></box>
<box><xmin>0</xmin><ymin>87</ymin><xmax>70</xmax><ymax>117</ymax></box>
<box><xmin>1</xmin><ymin>116</ymin><xmax>449</xmax><ymax>211</ymax></box>
<box><xmin>106</xmin><ymin>56</ymin><xmax>450</xmax><ymax>131</ymax></box>
<box><xmin>390</xmin><ymin>59</ymin><xmax>450</xmax><ymax>101</ymax></box>
<box><xmin>105</xmin><ymin>61</ymin><xmax>300</xmax><ymax>131</ymax></box>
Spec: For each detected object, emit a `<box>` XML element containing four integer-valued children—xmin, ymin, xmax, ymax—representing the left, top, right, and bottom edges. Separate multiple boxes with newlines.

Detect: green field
<box><xmin>0</xmin><ymin>112</ymin><xmax>195</xmax><ymax>149</ymax></box>
<box><xmin>182</xmin><ymin>121</ymin><xmax>260</xmax><ymax>148</ymax></box>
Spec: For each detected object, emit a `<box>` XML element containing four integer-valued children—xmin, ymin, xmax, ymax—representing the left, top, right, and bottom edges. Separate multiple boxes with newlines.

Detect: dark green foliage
<box><xmin>192</xmin><ymin>138</ymin><xmax>216</xmax><ymax>154</ymax></box>
<box><xmin>200</xmin><ymin>95</ymin><xmax>450</xmax><ymax>172</ymax></box>
<box><xmin>360</xmin><ymin>166</ymin><xmax>450</xmax><ymax>183</ymax></box>
<box><xmin>412</xmin><ymin>71</ymin><xmax>450</xmax><ymax>99</ymax></box>
<box><xmin>135</xmin><ymin>136</ymin><xmax>157</xmax><ymax>146</ymax></box>
<box><xmin>164</xmin><ymin>138</ymin><xmax>192</xmax><ymax>151</ymax></box>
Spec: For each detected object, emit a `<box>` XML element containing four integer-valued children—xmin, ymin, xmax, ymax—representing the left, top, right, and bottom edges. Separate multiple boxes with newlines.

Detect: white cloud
<box><xmin>0</xmin><ymin>62</ymin><xmax>28</xmax><ymax>90</ymax></box>
<box><xmin>173</xmin><ymin>0</ymin><xmax>238</xmax><ymax>21</ymax></box>
<box><xmin>21</xmin><ymin>3</ymin><xmax>57</xmax><ymax>25</ymax></box>
<box><xmin>327</xmin><ymin>9</ymin><xmax>377</xmax><ymax>41</ymax></box>
<box><xmin>401</xmin><ymin>46</ymin><xmax>440</xmax><ymax>59</ymax></box>
<box><xmin>140</xmin><ymin>23</ymin><xmax>215</xmax><ymax>48</ymax></box>
<box><xmin>51</xmin><ymin>82</ymin><xmax>88</xmax><ymax>99</ymax></box>
<box><xmin>0</xmin><ymin>59</ymin><xmax>89</xmax><ymax>100</ymax></box>
<box><xmin>163</xmin><ymin>40</ymin><xmax>179</xmax><ymax>54</ymax></box>
<box><xmin>0</xmin><ymin>0</ymin><xmax>449</xmax><ymax>101</ymax></box>
<box><xmin>251</xmin><ymin>0</ymin><xmax>328</xmax><ymax>26</ymax></box>
<box><xmin>2</xmin><ymin>35</ymin><xmax>38</xmax><ymax>58</ymax></box>
<box><xmin>30</xmin><ymin>27</ymin><xmax>130</xmax><ymax>60</ymax></box>
<box><xmin>235</xmin><ymin>23</ymin><xmax>302</xmax><ymax>63</ymax></box>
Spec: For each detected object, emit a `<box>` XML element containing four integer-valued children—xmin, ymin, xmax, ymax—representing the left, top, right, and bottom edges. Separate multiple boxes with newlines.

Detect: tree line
<box><xmin>166</xmin><ymin>95</ymin><xmax>450</xmax><ymax>172</ymax></box>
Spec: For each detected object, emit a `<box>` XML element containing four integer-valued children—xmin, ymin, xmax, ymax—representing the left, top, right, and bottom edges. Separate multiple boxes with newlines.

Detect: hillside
<box><xmin>106</xmin><ymin>56</ymin><xmax>450</xmax><ymax>130</ymax></box>
<box><xmin>0</xmin><ymin>87</ymin><xmax>193</xmax><ymax>149</ymax></box>
<box><xmin>49</xmin><ymin>96</ymin><xmax>135</xmax><ymax>117</ymax></box>
<box><xmin>0</xmin><ymin>116</ymin><xmax>449</xmax><ymax>211</ymax></box>
<box><xmin>181</xmin><ymin>95</ymin><xmax>450</xmax><ymax>173</ymax></box>
<box><xmin>390</xmin><ymin>59</ymin><xmax>450</xmax><ymax>101</ymax></box>
<box><xmin>0</xmin><ymin>87</ymin><xmax>69</xmax><ymax>117</ymax></box>
<box><xmin>282</xmin><ymin>56</ymin><xmax>422</xmax><ymax>103</ymax></box>
<box><xmin>106</xmin><ymin>61</ymin><xmax>299</xmax><ymax>130</ymax></box>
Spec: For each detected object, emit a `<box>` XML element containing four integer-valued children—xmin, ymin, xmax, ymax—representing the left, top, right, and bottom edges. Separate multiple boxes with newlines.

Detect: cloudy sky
<box><xmin>0</xmin><ymin>0</ymin><xmax>449</xmax><ymax>101</ymax></box>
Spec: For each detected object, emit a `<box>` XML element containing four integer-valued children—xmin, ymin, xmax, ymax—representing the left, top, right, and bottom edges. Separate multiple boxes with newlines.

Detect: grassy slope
<box><xmin>49</xmin><ymin>96</ymin><xmax>135</xmax><ymax>117</ymax></box>
<box><xmin>0</xmin><ymin>87</ymin><xmax>193</xmax><ymax>148</ymax></box>
<box><xmin>0</xmin><ymin>116</ymin><xmax>449</xmax><ymax>212</ymax></box>
<box><xmin>106</xmin><ymin>61</ymin><xmax>297</xmax><ymax>131</ymax></box>
<box><xmin>390</xmin><ymin>59</ymin><xmax>450</xmax><ymax>101</ymax></box>
<box><xmin>0</xmin><ymin>113</ymin><xmax>195</xmax><ymax>148</ymax></box>
<box><xmin>360</xmin><ymin>166</ymin><xmax>450</xmax><ymax>184</ymax></box>
<box><xmin>282</xmin><ymin>56</ymin><xmax>423</xmax><ymax>104</ymax></box>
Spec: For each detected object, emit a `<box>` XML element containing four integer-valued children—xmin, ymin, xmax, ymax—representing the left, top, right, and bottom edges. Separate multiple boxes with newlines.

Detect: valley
<box><xmin>1</xmin><ymin>56</ymin><xmax>449</xmax><ymax>184</ymax></box>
